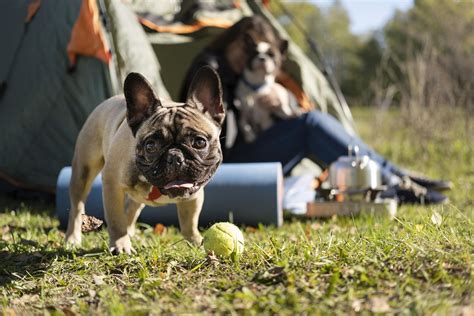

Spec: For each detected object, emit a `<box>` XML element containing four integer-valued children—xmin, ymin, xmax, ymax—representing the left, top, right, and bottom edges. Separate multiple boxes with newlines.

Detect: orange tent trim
<box><xmin>277</xmin><ymin>71</ymin><xmax>315</xmax><ymax>112</ymax></box>
<box><xmin>67</xmin><ymin>0</ymin><xmax>111</xmax><ymax>66</ymax></box>
<box><xmin>25</xmin><ymin>0</ymin><xmax>41</xmax><ymax>23</ymax></box>
<box><xmin>139</xmin><ymin>13</ymin><xmax>314</xmax><ymax>111</ymax></box>
<box><xmin>139</xmin><ymin>17</ymin><xmax>233</xmax><ymax>35</ymax></box>
<box><xmin>197</xmin><ymin>17</ymin><xmax>235</xmax><ymax>29</ymax></box>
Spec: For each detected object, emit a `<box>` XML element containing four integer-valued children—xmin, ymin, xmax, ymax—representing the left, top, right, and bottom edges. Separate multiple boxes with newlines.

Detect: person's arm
<box><xmin>256</xmin><ymin>87</ymin><xmax>301</xmax><ymax>118</ymax></box>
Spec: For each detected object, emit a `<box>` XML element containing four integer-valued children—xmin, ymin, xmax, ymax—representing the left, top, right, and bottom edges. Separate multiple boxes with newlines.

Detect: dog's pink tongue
<box><xmin>164</xmin><ymin>180</ymin><xmax>194</xmax><ymax>190</ymax></box>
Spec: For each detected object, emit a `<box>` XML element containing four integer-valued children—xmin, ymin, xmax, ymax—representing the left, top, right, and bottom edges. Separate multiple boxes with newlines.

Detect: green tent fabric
<box><xmin>0</xmin><ymin>0</ymin><xmax>356</xmax><ymax>193</ymax></box>
<box><xmin>0</xmin><ymin>0</ymin><xmax>111</xmax><ymax>192</ymax></box>
<box><xmin>131</xmin><ymin>0</ymin><xmax>356</xmax><ymax>134</ymax></box>
<box><xmin>0</xmin><ymin>0</ymin><xmax>169</xmax><ymax>192</ymax></box>
<box><xmin>103</xmin><ymin>0</ymin><xmax>171</xmax><ymax>100</ymax></box>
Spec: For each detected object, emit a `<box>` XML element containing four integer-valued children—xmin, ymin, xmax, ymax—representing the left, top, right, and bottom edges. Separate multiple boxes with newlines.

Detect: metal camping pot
<box><xmin>328</xmin><ymin>145</ymin><xmax>382</xmax><ymax>190</ymax></box>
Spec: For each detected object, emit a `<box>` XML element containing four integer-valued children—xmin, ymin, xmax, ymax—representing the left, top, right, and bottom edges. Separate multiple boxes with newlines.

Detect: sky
<box><xmin>309</xmin><ymin>0</ymin><xmax>414</xmax><ymax>34</ymax></box>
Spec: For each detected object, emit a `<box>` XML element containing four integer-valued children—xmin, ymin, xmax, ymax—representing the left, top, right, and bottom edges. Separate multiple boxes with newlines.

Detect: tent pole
<box><xmin>271</xmin><ymin>0</ymin><xmax>356</xmax><ymax>130</ymax></box>
<box><xmin>0</xmin><ymin>3</ymin><xmax>39</xmax><ymax>99</ymax></box>
<box><xmin>98</xmin><ymin>0</ymin><xmax>121</xmax><ymax>95</ymax></box>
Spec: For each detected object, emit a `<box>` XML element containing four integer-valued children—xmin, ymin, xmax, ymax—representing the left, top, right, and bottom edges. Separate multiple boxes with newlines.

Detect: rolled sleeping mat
<box><xmin>56</xmin><ymin>163</ymin><xmax>283</xmax><ymax>228</ymax></box>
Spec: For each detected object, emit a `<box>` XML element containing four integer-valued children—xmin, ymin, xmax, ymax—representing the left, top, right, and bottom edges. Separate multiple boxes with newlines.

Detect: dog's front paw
<box><xmin>184</xmin><ymin>232</ymin><xmax>203</xmax><ymax>246</ymax></box>
<box><xmin>109</xmin><ymin>235</ymin><xmax>135</xmax><ymax>255</ymax></box>
<box><xmin>65</xmin><ymin>230</ymin><xmax>82</xmax><ymax>247</ymax></box>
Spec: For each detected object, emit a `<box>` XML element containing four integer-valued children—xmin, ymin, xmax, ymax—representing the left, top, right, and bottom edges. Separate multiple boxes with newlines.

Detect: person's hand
<box><xmin>256</xmin><ymin>94</ymin><xmax>282</xmax><ymax>110</ymax></box>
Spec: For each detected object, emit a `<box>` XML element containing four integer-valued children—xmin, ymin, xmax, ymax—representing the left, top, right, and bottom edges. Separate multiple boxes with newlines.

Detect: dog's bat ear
<box><xmin>124</xmin><ymin>72</ymin><xmax>162</xmax><ymax>136</ymax></box>
<box><xmin>244</xmin><ymin>32</ymin><xmax>257</xmax><ymax>48</ymax></box>
<box><xmin>186</xmin><ymin>66</ymin><xmax>225</xmax><ymax>125</ymax></box>
<box><xmin>280</xmin><ymin>39</ymin><xmax>289</xmax><ymax>55</ymax></box>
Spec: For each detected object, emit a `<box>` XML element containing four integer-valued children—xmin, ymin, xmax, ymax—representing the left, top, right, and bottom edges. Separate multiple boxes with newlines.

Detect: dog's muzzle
<box><xmin>166</xmin><ymin>148</ymin><xmax>185</xmax><ymax>169</ymax></box>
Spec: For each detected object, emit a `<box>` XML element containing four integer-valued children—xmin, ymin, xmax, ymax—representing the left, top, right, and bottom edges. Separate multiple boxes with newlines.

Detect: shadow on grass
<box><xmin>0</xmin><ymin>247</ymin><xmax>105</xmax><ymax>287</ymax></box>
<box><xmin>0</xmin><ymin>194</ymin><xmax>109</xmax><ymax>287</ymax></box>
<box><xmin>0</xmin><ymin>193</ymin><xmax>55</xmax><ymax>215</ymax></box>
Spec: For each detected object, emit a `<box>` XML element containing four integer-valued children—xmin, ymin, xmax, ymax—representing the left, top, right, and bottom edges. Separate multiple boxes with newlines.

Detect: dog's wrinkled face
<box><xmin>244</xmin><ymin>34</ymin><xmax>288</xmax><ymax>83</ymax></box>
<box><xmin>223</xmin><ymin>16</ymin><xmax>281</xmax><ymax>75</ymax></box>
<box><xmin>124</xmin><ymin>67</ymin><xmax>225</xmax><ymax>198</ymax></box>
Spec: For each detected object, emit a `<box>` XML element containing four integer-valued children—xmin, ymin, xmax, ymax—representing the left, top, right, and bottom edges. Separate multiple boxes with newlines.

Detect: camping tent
<box><xmin>0</xmin><ymin>0</ymin><xmax>356</xmax><ymax>194</ymax></box>
<box><xmin>133</xmin><ymin>0</ymin><xmax>356</xmax><ymax>131</ymax></box>
<box><xmin>0</xmin><ymin>0</ymin><xmax>169</xmax><ymax>193</ymax></box>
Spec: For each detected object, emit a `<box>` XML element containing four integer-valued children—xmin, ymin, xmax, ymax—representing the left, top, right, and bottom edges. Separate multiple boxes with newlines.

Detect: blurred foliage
<box><xmin>268</xmin><ymin>1</ymin><xmax>323</xmax><ymax>53</ymax></box>
<box><xmin>268</xmin><ymin>0</ymin><xmax>382</xmax><ymax>105</ymax></box>
<box><xmin>381</xmin><ymin>0</ymin><xmax>474</xmax><ymax>110</ymax></box>
<box><xmin>268</xmin><ymin>0</ymin><xmax>473</xmax><ymax>111</ymax></box>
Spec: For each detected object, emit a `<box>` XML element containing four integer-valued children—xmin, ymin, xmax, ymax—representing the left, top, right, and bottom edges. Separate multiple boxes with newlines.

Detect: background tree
<box><xmin>268</xmin><ymin>0</ymin><xmax>323</xmax><ymax>54</ymax></box>
<box><xmin>269</xmin><ymin>0</ymin><xmax>473</xmax><ymax>113</ymax></box>
<box><xmin>381</xmin><ymin>0</ymin><xmax>474</xmax><ymax>111</ymax></box>
<box><xmin>268</xmin><ymin>0</ymin><xmax>379</xmax><ymax>105</ymax></box>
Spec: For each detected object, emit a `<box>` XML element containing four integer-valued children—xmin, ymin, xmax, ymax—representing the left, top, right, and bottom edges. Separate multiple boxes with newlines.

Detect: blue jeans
<box><xmin>225</xmin><ymin>111</ymin><xmax>402</xmax><ymax>184</ymax></box>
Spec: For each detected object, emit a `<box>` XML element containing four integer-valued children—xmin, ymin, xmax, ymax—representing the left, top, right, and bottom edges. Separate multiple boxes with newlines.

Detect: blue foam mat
<box><xmin>56</xmin><ymin>163</ymin><xmax>283</xmax><ymax>228</ymax></box>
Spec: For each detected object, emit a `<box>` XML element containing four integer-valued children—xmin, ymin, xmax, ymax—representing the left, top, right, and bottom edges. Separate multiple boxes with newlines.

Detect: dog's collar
<box><xmin>241</xmin><ymin>75</ymin><xmax>266</xmax><ymax>92</ymax></box>
<box><xmin>147</xmin><ymin>186</ymin><xmax>162</xmax><ymax>201</ymax></box>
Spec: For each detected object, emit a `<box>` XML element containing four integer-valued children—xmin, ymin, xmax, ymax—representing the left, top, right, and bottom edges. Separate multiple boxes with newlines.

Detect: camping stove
<box><xmin>315</xmin><ymin>186</ymin><xmax>387</xmax><ymax>203</ymax></box>
<box><xmin>305</xmin><ymin>186</ymin><xmax>397</xmax><ymax>218</ymax></box>
<box><xmin>303</xmin><ymin>146</ymin><xmax>398</xmax><ymax>218</ymax></box>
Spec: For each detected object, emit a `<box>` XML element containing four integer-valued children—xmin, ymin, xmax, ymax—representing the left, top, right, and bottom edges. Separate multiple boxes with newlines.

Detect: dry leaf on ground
<box><xmin>153</xmin><ymin>223</ymin><xmax>167</xmax><ymax>235</ymax></box>
<box><xmin>81</xmin><ymin>215</ymin><xmax>103</xmax><ymax>233</ymax></box>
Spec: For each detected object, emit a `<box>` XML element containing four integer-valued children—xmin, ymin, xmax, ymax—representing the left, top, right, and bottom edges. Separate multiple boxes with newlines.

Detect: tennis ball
<box><xmin>203</xmin><ymin>222</ymin><xmax>244</xmax><ymax>259</ymax></box>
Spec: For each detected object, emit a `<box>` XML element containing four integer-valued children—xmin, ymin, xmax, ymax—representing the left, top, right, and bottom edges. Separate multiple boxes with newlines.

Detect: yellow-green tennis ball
<box><xmin>203</xmin><ymin>222</ymin><xmax>244</xmax><ymax>259</ymax></box>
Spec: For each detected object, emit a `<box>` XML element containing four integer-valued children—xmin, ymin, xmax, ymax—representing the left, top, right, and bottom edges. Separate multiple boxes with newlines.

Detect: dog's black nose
<box><xmin>167</xmin><ymin>149</ymin><xmax>184</xmax><ymax>166</ymax></box>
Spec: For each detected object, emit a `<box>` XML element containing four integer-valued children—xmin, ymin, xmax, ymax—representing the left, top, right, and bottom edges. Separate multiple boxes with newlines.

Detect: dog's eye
<box><xmin>145</xmin><ymin>139</ymin><xmax>158</xmax><ymax>153</ymax></box>
<box><xmin>192</xmin><ymin>136</ymin><xmax>207</xmax><ymax>149</ymax></box>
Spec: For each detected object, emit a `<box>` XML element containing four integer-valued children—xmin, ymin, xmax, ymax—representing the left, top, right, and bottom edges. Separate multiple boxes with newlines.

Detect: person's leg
<box><xmin>300</xmin><ymin>112</ymin><xmax>451</xmax><ymax>190</ymax></box>
<box><xmin>225</xmin><ymin>110</ymin><xmax>447</xmax><ymax>204</ymax></box>
<box><xmin>302</xmin><ymin>111</ymin><xmax>402</xmax><ymax>185</ymax></box>
<box><xmin>226</xmin><ymin>110</ymin><xmax>401</xmax><ymax>183</ymax></box>
<box><xmin>224</xmin><ymin>115</ymin><xmax>308</xmax><ymax>175</ymax></box>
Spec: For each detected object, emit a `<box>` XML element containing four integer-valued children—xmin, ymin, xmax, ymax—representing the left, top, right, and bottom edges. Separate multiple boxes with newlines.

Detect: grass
<box><xmin>1</xmin><ymin>108</ymin><xmax>473</xmax><ymax>315</ymax></box>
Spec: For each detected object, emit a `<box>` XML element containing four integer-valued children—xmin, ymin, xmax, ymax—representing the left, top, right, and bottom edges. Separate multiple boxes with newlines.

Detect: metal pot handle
<box><xmin>348</xmin><ymin>144</ymin><xmax>359</xmax><ymax>158</ymax></box>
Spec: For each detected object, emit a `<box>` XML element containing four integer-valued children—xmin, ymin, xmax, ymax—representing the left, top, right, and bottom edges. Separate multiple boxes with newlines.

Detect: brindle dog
<box><xmin>65</xmin><ymin>66</ymin><xmax>224</xmax><ymax>254</ymax></box>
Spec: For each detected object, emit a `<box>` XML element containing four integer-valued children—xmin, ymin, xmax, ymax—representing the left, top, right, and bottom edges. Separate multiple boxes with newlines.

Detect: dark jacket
<box><xmin>180</xmin><ymin>50</ymin><xmax>242</xmax><ymax>157</ymax></box>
